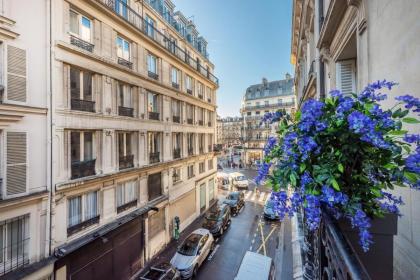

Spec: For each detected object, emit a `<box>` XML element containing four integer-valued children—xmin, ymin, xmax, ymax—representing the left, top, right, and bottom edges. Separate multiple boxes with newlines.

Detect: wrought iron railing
<box><xmin>118</xmin><ymin>106</ymin><xmax>134</xmax><ymax>117</ymax></box>
<box><xmin>187</xmin><ymin>118</ymin><xmax>193</xmax><ymax>124</ymax></box>
<box><xmin>93</xmin><ymin>0</ymin><xmax>219</xmax><ymax>85</ymax></box>
<box><xmin>117</xmin><ymin>199</ymin><xmax>137</xmax><ymax>214</ymax></box>
<box><xmin>207</xmin><ymin>98</ymin><xmax>211</xmax><ymax>103</ymax></box>
<box><xmin>172</xmin><ymin>82</ymin><xmax>179</xmax><ymax>89</ymax></box>
<box><xmin>119</xmin><ymin>154</ymin><xmax>134</xmax><ymax>170</ymax></box>
<box><xmin>71</xmin><ymin>99</ymin><xmax>95</xmax><ymax>112</ymax></box>
<box><xmin>148</xmin><ymin>71</ymin><xmax>159</xmax><ymax>80</ymax></box>
<box><xmin>149</xmin><ymin>152</ymin><xmax>160</xmax><ymax>164</ymax></box>
<box><xmin>172</xmin><ymin>115</ymin><xmax>180</xmax><ymax>123</ymax></box>
<box><xmin>198</xmin><ymin>120</ymin><xmax>204</xmax><ymax>126</ymax></box>
<box><xmin>149</xmin><ymin>111</ymin><xmax>160</xmax><ymax>120</ymax></box>
<box><xmin>70</xmin><ymin>35</ymin><xmax>94</xmax><ymax>52</ymax></box>
<box><xmin>187</xmin><ymin>89</ymin><xmax>193</xmax><ymax>95</ymax></box>
<box><xmin>118</xmin><ymin>57</ymin><xmax>133</xmax><ymax>69</ymax></box>
<box><xmin>208</xmin><ymin>121</ymin><xmax>212</xmax><ymax>127</ymax></box>
<box><xmin>67</xmin><ymin>215</ymin><xmax>100</xmax><ymax>236</ymax></box>
<box><xmin>71</xmin><ymin>159</ymin><xmax>96</xmax><ymax>179</ymax></box>
<box><xmin>243</xmin><ymin>101</ymin><xmax>295</xmax><ymax>111</ymax></box>
<box><xmin>198</xmin><ymin>94</ymin><xmax>203</xmax><ymax>99</ymax></box>
<box><xmin>173</xmin><ymin>148</ymin><xmax>181</xmax><ymax>159</ymax></box>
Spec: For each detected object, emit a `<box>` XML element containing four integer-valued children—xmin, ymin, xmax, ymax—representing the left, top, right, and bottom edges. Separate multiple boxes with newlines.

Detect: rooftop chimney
<box><xmin>285</xmin><ymin>73</ymin><xmax>291</xmax><ymax>80</ymax></box>
<box><xmin>262</xmin><ymin>77</ymin><xmax>268</xmax><ymax>85</ymax></box>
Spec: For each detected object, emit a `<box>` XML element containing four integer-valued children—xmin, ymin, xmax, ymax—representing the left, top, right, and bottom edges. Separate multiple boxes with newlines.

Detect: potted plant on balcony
<box><xmin>257</xmin><ymin>80</ymin><xmax>419</xmax><ymax>278</ymax></box>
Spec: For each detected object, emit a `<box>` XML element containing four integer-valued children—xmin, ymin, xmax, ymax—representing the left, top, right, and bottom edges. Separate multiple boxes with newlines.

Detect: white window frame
<box><xmin>116</xmin><ymin>36</ymin><xmax>131</xmax><ymax>61</ymax></box>
<box><xmin>185</xmin><ymin>75</ymin><xmax>193</xmax><ymax>91</ymax></box>
<box><xmin>147</xmin><ymin>92</ymin><xmax>159</xmax><ymax>113</ymax></box>
<box><xmin>171</xmin><ymin>67</ymin><xmax>179</xmax><ymax>85</ymax></box>
<box><xmin>67</xmin><ymin>190</ymin><xmax>99</xmax><ymax>229</ymax></box>
<box><xmin>117</xmin><ymin>82</ymin><xmax>133</xmax><ymax>108</ymax></box>
<box><xmin>336</xmin><ymin>59</ymin><xmax>357</xmax><ymax>95</ymax></box>
<box><xmin>172</xmin><ymin>167</ymin><xmax>181</xmax><ymax>183</ymax></box>
<box><xmin>70</xmin><ymin>67</ymin><xmax>93</xmax><ymax>101</ymax></box>
<box><xmin>69</xmin><ymin>10</ymin><xmax>92</xmax><ymax>42</ymax></box>
<box><xmin>116</xmin><ymin>180</ymin><xmax>138</xmax><ymax>209</ymax></box>
<box><xmin>118</xmin><ymin>132</ymin><xmax>132</xmax><ymax>158</ymax></box>
<box><xmin>147</xmin><ymin>53</ymin><xmax>157</xmax><ymax>74</ymax></box>
<box><xmin>70</xmin><ymin>131</ymin><xmax>95</xmax><ymax>162</ymax></box>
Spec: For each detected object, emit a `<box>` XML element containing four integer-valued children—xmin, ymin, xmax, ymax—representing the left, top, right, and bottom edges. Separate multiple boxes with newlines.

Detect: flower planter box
<box><xmin>337</xmin><ymin>213</ymin><xmax>398</xmax><ymax>280</ymax></box>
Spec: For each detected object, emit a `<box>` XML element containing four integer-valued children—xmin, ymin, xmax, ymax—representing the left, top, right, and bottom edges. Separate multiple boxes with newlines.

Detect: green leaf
<box><xmin>295</xmin><ymin>111</ymin><xmax>301</xmax><ymax>121</ymax></box>
<box><xmin>402</xmin><ymin>117</ymin><xmax>420</xmax><ymax>124</ymax></box>
<box><xmin>331</xmin><ymin>178</ymin><xmax>340</xmax><ymax>191</ymax></box>
<box><xmin>402</xmin><ymin>145</ymin><xmax>412</xmax><ymax>153</ymax></box>
<box><xmin>383</xmin><ymin>163</ymin><xmax>397</xmax><ymax>169</ymax></box>
<box><xmin>300</xmin><ymin>163</ymin><xmax>306</xmax><ymax>173</ymax></box>
<box><xmin>371</xmin><ymin>189</ymin><xmax>381</xmax><ymax>197</ymax></box>
<box><xmin>404</xmin><ymin>171</ymin><xmax>418</xmax><ymax>183</ymax></box>
<box><xmin>290</xmin><ymin>173</ymin><xmax>297</xmax><ymax>186</ymax></box>
<box><xmin>337</xmin><ymin>163</ymin><xmax>344</xmax><ymax>173</ymax></box>
<box><xmin>387</xmin><ymin>130</ymin><xmax>408</xmax><ymax>136</ymax></box>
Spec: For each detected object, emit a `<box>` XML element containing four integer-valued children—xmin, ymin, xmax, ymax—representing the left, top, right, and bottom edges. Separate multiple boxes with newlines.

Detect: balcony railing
<box><xmin>93</xmin><ymin>0</ymin><xmax>219</xmax><ymax>85</ymax></box>
<box><xmin>208</xmin><ymin>145</ymin><xmax>213</xmax><ymax>152</ymax></box>
<box><xmin>198</xmin><ymin>120</ymin><xmax>204</xmax><ymax>126</ymax></box>
<box><xmin>207</xmin><ymin>98</ymin><xmax>211</xmax><ymax>103</ymax></box>
<box><xmin>67</xmin><ymin>215</ymin><xmax>100</xmax><ymax>236</ymax></box>
<box><xmin>198</xmin><ymin>94</ymin><xmax>203</xmax><ymax>99</ymax></box>
<box><xmin>148</xmin><ymin>71</ymin><xmax>159</xmax><ymax>80</ymax></box>
<box><xmin>213</xmin><ymin>144</ymin><xmax>223</xmax><ymax>152</ymax></box>
<box><xmin>117</xmin><ymin>199</ymin><xmax>137</xmax><ymax>214</ymax></box>
<box><xmin>187</xmin><ymin>118</ymin><xmax>193</xmax><ymax>124</ymax></box>
<box><xmin>118</xmin><ymin>106</ymin><xmax>134</xmax><ymax>117</ymax></box>
<box><xmin>188</xmin><ymin>147</ymin><xmax>194</xmax><ymax>156</ymax></box>
<box><xmin>173</xmin><ymin>148</ymin><xmax>181</xmax><ymax>159</ymax></box>
<box><xmin>119</xmin><ymin>154</ymin><xmax>134</xmax><ymax>170</ymax></box>
<box><xmin>70</xmin><ymin>35</ymin><xmax>94</xmax><ymax>52</ymax></box>
<box><xmin>199</xmin><ymin>146</ymin><xmax>204</xmax><ymax>154</ymax></box>
<box><xmin>187</xmin><ymin>89</ymin><xmax>193</xmax><ymax>95</ymax></box>
<box><xmin>172</xmin><ymin>82</ymin><xmax>179</xmax><ymax>89</ymax></box>
<box><xmin>149</xmin><ymin>111</ymin><xmax>160</xmax><ymax>120</ymax></box>
<box><xmin>243</xmin><ymin>102</ymin><xmax>295</xmax><ymax>111</ymax></box>
<box><xmin>172</xmin><ymin>115</ymin><xmax>180</xmax><ymax>123</ymax></box>
<box><xmin>118</xmin><ymin>57</ymin><xmax>133</xmax><ymax>69</ymax></box>
<box><xmin>149</xmin><ymin>152</ymin><xmax>160</xmax><ymax>164</ymax></box>
<box><xmin>71</xmin><ymin>99</ymin><xmax>95</xmax><ymax>112</ymax></box>
<box><xmin>208</xmin><ymin>121</ymin><xmax>212</xmax><ymax>127</ymax></box>
<box><xmin>71</xmin><ymin>159</ymin><xmax>96</xmax><ymax>179</ymax></box>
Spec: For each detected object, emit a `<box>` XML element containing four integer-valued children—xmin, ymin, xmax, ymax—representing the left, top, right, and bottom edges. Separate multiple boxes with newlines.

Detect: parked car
<box><xmin>140</xmin><ymin>262</ymin><xmax>181</xmax><ymax>280</ymax></box>
<box><xmin>223</xmin><ymin>191</ymin><xmax>245</xmax><ymax>216</ymax></box>
<box><xmin>170</xmin><ymin>228</ymin><xmax>215</xmax><ymax>279</ymax></box>
<box><xmin>234</xmin><ymin>251</ymin><xmax>275</xmax><ymax>280</ymax></box>
<box><xmin>263</xmin><ymin>199</ymin><xmax>279</xmax><ymax>220</ymax></box>
<box><xmin>229</xmin><ymin>172</ymin><xmax>249</xmax><ymax>190</ymax></box>
<box><xmin>217</xmin><ymin>172</ymin><xmax>231</xmax><ymax>190</ymax></box>
<box><xmin>202</xmin><ymin>203</ymin><xmax>231</xmax><ymax>236</ymax></box>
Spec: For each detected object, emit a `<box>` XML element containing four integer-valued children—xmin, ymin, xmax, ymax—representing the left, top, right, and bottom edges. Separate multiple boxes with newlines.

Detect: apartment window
<box><xmin>199</xmin><ymin>162</ymin><xmax>205</xmax><ymax>174</ymax></box>
<box><xmin>197</xmin><ymin>82</ymin><xmax>204</xmax><ymax>99</ymax></box>
<box><xmin>70</xmin><ymin>67</ymin><xmax>95</xmax><ymax>112</ymax></box>
<box><xmin>147</xmin><ymin>92</ymin><xmax>160</xmax><ymax>120</ymax></box>
<box><xmin>148</xmin><ymin>132</ymin><xmax>161</xmax><ymax>164</ymax></box>
<box><xmin>70</xmin><ymin>10</ymin><xmax>92</xmax><ymax>43</ymax></box>
<box><xmin>187</xmin><ymin>133</ymin><xmax>194</xmax><ymax>155</ymax></box>
<box><xmin>118</xmin><ymin>132</ymin><xmax>134</xmax><ymax>170</ymax></box>
<box><xmin>208</xmin><ymin>179</ymin><xmax>215</xmax><ymax>202</ymax></box>
<box><xmin>0</xmin><ymin>215</ymin><xmax>29</xmax><ymax>276</ymax></box>
<box><xmin>116</xmin><ymin>180</ymin><xmax>138</xmax><ymax>213</ymax></box>
<box><xmin>145</xmin><ymin>15</ymin><xmax>155</xmax><ymax>38</ymax></box>
<box><xmin>173</xmin><ymin>168</ymin><xmax>181</xmax><ymax>183</ymax></box>
<box><xmin>208</xmin><ymin>134</ymin><xmax>213</xmax><ymax>152</ymax></box>
<box><xmin>70</xmin><ymin>131</ymin><xmax>95</xmax><ymax>179</ymax></box>
<box><xmin>197</xmin><ymin>107</ymin><xmax>204</xmax><ymax>125</ymax></box>
<box><xmin>199</xmin><ymin>134</ymin><xmax>205</xmax><ymax>154</ymax></box>
<box><xmin>206</xmin><ymin>87</ymin><xmax>212</xmax><ymax>102</ymax></box>
<box><xmin>173</xmin><ymin>133</ymin><xmax>182</xmax><ymax>159</ymax></box>
<box><xmin>172</xmin><ymin>99</ymin><xmax>181</xmax><ymax>123</ymax></box>
<box><xmin>336</xmin><ymin>59</ymin><xmax>357</xmax><ymax>95</ymax></box>
<box><xmin>67</xmin><ymin>191</ymin><xmax>99</xmax><ymax>235</ymax></box>
<box><xmin>207</xmin><ymin>111</ymin><xmax>213</xmax><ymax>127</ymax></box>
<box><xmin>247</xmin><ymin>112</ymin><xmax>251</xmax><ymax>116</ymax></box>
<box><xmin>115</xmin><ymin>0</ymin><xmax>128</xmax><ymax>18</ymax></box>
<box><xmin>264</xmin><ymin>100</ymin><xmax>269</xmax><ymax>106</ymax></box>
<box><xmin>118</xmin><ymin>82</ymin><xmax>134</xmax><ymax>117</ymax></box>
<box><xmin>116</xmin><ymin>36</ymin><xmax>132</xmax><ymax>69</ymax></box>
<box><xmin>171</xmin><ymin>67</ymin><xmax>179</xmax><ymax>88</ymax></box>
<box><xmin>148</xmin><ymin>172</ymin><xmax>162</xmax><ymax>201</ymax></box>
<box><xmin>147</xmin><ymin>53</ymin><xmax>158</xmax><ymax>80</ymax></box>
<box><xmin>208</xmin><ymin>158</ymin><xmax>213</xmax><ymax>170</ymax></box>
<box><xmin>187</xmin><ymin>164</ymin><xmax>194</xmax><ymax>178</ymax></box>
<box><xmin>186</xmin><ymin>104</ymin><xmax>194</xmax><ymax>124</ymax></box>
<box><xmin>256</xmin><ymin>111</ymin><xmax>260</xmax><ymax>115</ymax></box>
<box><xmin>186</xmin><ymin>75</ymin><xmax>193</xmax><ymax>94</ymax></box>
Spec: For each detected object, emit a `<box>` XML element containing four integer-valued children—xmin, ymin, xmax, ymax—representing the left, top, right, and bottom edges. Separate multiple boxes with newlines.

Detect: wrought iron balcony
<box><xmin>173</xmin><ymin>148</ymin><xmax>181</xmax><ymax>159</ymax></box>
<box><xmin>207</xmin><ymin>98</ymin><xmax>211</xmax><ymax>103</ymax></box>
<box><xmin>70</xmin><ymin>35</ymin><xmax>94</xmax><ymax>52</ymax></box>
<box><xmin>149</xmin><ymin>111</ymin><xmax>160</xmax><ymax>120</ymax></box>
<box><xmin>172</xmin><ymin>82</ymin><xmax>179</xmax><ymax>89</ymax></box>
<box><xmin>149</xmin><ymin>152</ymin><xmax>160</xmax><ymax>164</ymax></box>
<box><xmin>172</xmin><ymin>115</ymin><xmax>180</xmax><ymax>123</ymax></box>
<box><xmin>118</xmin><ymin>57</ymin><xmax>133</xmax><ymax>69</ymax></box>
<box><xmin>118</xmin><ymin>106</ymin><xmax>134</xmax><ymax>117</ymax></box>
<box><xmin>71</xmin><ymin>159</ymin><xmax>96</xmax><ymax>179</ymax></box>
<box><xmin>117</xmin><ymin>199</ymin><xmax>137</xmax><ymax>214</ymax></box>
<box><xmin>198</xmin><ymin>94</ymin><xmax>203</xmax><ymax>99</ymax></box>
<box><xmin>242</xmin><ymin>102</ymin><xmax>295</xmax><ymax>111</ymax></box>
<box><xmin>208</xmin><ymin>121</ymin><xmax>212</xmax><ymax>127</ymax></box>
<box><xmin>187</xmin><ymin>89</ymin><xmax>193</xmax><ymax>95</ymax></box>
<box><xmin>208</xmin><ymin>145</ymin><xmax>213</xmax><ymax>152</ymax></box>
<box><xmin>213</xmin><ymin>144</ymin><xmax>223</xmax><ymax>152</ymax></box>
<box><xmin>172</xmin><ymin>172</ymin><xmax>181</xmax><ymax>183</ymax></box>
<box><xmin>198</xmin><ymin>120</ymin><xmax>204</xmax><ymax>126</ymax></box>
<box><xmin>92</xmin><ymin>0</ymin><xmax>219</xmax><ymax>86</ymax></box>
<box><xmin>71</xmin><ymin>99</ymin><xmax>95</xmax><ymax>112</ymax></box>
<box><xmin>119</xmin><ymin>154</ymin><xmax>134</xmax><ymax>170</ymax></box>
<box><xmin>148</xmin><ymin>71</ymin><xmax>159</xmax><ymax>80</ymax></box>
<box><xmin>188</xmin><ymin>147</ymin><xmax>194</xmax><ymax>156</ymax></box>
<box><xmin>187</xmin><ymin>118</ymin><xmax>193</xmax><ymax>124</ymax></box>
<box><xmin>67</xmin><ymin>215</ymin><xmax>100</xmax><ymax>236</ymax></box>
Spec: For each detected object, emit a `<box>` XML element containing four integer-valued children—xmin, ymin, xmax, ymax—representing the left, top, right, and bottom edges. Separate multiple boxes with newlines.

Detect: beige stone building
<box><xmin>0</xmin><ymin>0</ymin><xmax>218</xmax><ymax>279</ymax></box>
<box><xmin>240</xmin><ymin>76</ymin><xmax>295</xmax><ymax>164</ymax></box>
<box><xmin>217</xmin><ymin>116</ymin><xmax>243</xmax><ymax>147</ymax></box>
<box><xmin>292</xmin><ymin>0</ymin><xmax>420</xmax><ymax>278</ymax></box>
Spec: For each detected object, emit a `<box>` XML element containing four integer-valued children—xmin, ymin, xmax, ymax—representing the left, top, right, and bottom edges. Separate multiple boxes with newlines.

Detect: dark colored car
<box><xmin>140</xmin><ymin>262</ymin><xmax>180</xmax><ymax>280</ymax></box>
<box><xmin>202</xmin><ymin>204</ymin><xmax>231</xmax><ymax>236</ymax></box>
<box><xmin>263</xmin><ymin>199</ymin><xmax>280</xmax><ymax>220</ymax></box>
<box><xmin>217</xmin><ymin>164</ymin><xmax>223</xmax><ymax>170</ymax></box>
<box><xmin>223</xmin><ymin>191</ymin><xmax>245</xmax><ymax>216</ymax></box>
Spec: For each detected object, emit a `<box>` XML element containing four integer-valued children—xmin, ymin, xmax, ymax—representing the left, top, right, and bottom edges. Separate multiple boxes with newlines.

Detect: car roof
<box><xmin>235</xmin><ymin>251</ymin><xmax>272</xmax><ymax>280</ymax></box>
<box><xmin>192</xmin><ymin>228</ymin><xmax>210</xmax><ymax>235</ymax></box>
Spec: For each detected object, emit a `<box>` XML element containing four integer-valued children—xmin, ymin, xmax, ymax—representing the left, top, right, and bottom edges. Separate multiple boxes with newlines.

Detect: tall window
<box><xmin>147</xmin><ymin>92</ymin><xmax>160</xmax><ymax>120</ymax></box>
<box><xmin>199</xmin><ymin>162</ymin><xmax>205</xmax><ymax>173</ymax></box>
<box><xmin>115</xmin><ymin>0</ymin><xmax>128</xmax><ymax>18</ymax></box>
<box><xmin>173</xmin><ymin>133</ymin><xmax>182</xmax><ymax>159</ymax></box>
<box><xmin>70</xmin><ymin>131</ymin><xmax>95</xmax><ymax>179</ymax></box>
<box><xmin>185</xmin><ymin>75</ymin><xmax>193</xmax><ymax>94</ymax></box>
<box><xmin>197</xmin><ymin>82</ymin><xmax>204</xmax><ymax>98</ymax></box>
<box><xmin>171</xmin><ymin>67</ymin><xmax>179</xmax><ymax>86</ymax></box>
<box><xmin>197</xmin><ymin>107</ymin><xmax>204</xmax><ymax>125</ymax></box>
<box><xmin>118</xmin><ymin>132</ymin><xmax>133</xmax><ymax>169</ymax></box>
<box><xmin>186</xmin><ymin>104</ymin><xmax>194</xmax><ymax>124</ymax></box>
<box><xmin>70</xmin><ymin>10</ymin><xmax>92</xmax><ymax>42</ymax></box>
<box><xmin>67</xmin><ymin>191</ymin><xmax>99</xmax><ymax>235</ymax></box>
<box><xmin>148</xmin><ymin>132</ymin><xmax>161</xmax><ymax>163</ymax></box>
<box><xmin>147</xmin><ymin>54</ymin><xmax>158</xmax><ymax>74</ymax></box>
<box><xmin>199</xmin><ymin>134</ymin><xmax>205</xmax><ymax>154</ymax></box>
<box><xmin>173</xmin><ymin>168</ymin><xmax>181</xmax><ymax>183</ymax></box>
<box><xmin>117</xmin><ymin>82</ymin><xmax>134</xmax><ymax>117</ymax></box>
<box><xmin>187</xmin><ymin>133</ymin><xmax>194</xmax><ymax>155</ymax></box>
<box><xmin>116</xmin><ymin>36</ymin><xmax>130</xmax><ymax>61</ymax></box>
<box><xmin>187</xmin><ymin>164</ymin><xmax>194</xmax><ymax>178</ymax></box>
<box><xmin>116</xmin><ymin>180</ymin><xmax>137</xmax><ymax>213</ymax></box>
<box><xmin>70</xmin><ymin>67</ymin><xmax>94</xmax><ymax>112</ymax></box>
<box><xmin>145</xmin><ymin>15</ymin><xmax>155</xmax><ymax>38</ymax></box>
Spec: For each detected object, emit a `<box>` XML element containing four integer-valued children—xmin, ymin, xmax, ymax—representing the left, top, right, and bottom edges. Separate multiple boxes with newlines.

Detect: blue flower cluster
<box><xmin>320</xmin><ymin>186</ymin><xmax>349</xmax><ymax>207</ymax></box>
<box><xmin>298</xmin><ymin>99</ymin><xmax>325</xmax><ymax>133</ymax></box>
<box><xmin>396</xmin><ymin>95</ymin><xmax>420</xmax><ymax>115</ymax></box>
<box><xmin>255</xmin><ymin>162</ymin><xmax>271</xmax><ymax>185</ymax></box>
<box><xmin>404</xmin><ymin>134</ymin><xmax>420</xmax><ymax>144</ymax></box>
<box><xmin>369</xmin><ymin>104</ymin><xmax>395</xmax><ymax>129</ymax></box>
<box><xmin>347</xmin><ymin>111</ymin><xmax>390</xmax><ymax>149</ymax></box>
<box><xmin>300</xmin><ymin>171</ymin><xmax>314</xmax><ymax>192</ymax></box>
<box><xmin>260</xmin><ymin>111</ymin><xmax>284</xmax><ymax>125</ymax></box>
<box><xmin>304</xmin><ymin>195</ymin><xmax>321</xmax><ymax>231</ymax></box>
<box><xmin>349</xmin><ymin>209</ymin><xmax>373</xmax><ymax>252</ymax></box>
<box><xmin>270</xmin><ymin>191</ymin><xmax>289</xmax><ymax>219</ymax></box>
<box><xmin>264</xmin><ymin>136</ymin><xmax>277</xmax><ymax>156</ymax></box>
<box><xmin>358</xmin><ymin>80</ymin><xmax>397</xmax><ymax>102</ymax></box>
<box><xmin>405</xmin><ymin>149</ymin><xmax>420</xmax><ymax>174</ymax></box>
<box><xmin>378</xmin><ymin>191</ymin><xmax>404</xmax><ymax>216</ymax></box>
<box><xmin>297</xmin><ymin>136</ymin><xmax>319</xmax><ymax>160</ymax></box>
<box><xmin>331</xmin><ymin>90</ymin><xmax>355</xmax><ymax>118</ymax></box>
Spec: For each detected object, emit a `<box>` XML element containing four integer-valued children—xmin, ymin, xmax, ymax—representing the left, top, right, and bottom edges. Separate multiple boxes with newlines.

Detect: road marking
<box><xmin>245</xmin><ymin>191</ymin><xmax>252</xmax><ymax>200</ymax></box>
<box><xmin>207</xmin><ymin>244</ymin><xmax>220</xmax><ymax>261</ymax></box>
<box><xmin>259</xmin><ymin>192</ymin><xmax>266</xmax><ymax>202</ymax></box>
<box><xmin>250</xmin><ymin>192</ymin><xmax>257</xmax><ymax>201</ymax></box>
<box><xmin>258</xmin><ymin>222</ymin><xmax>267</xmax><ymax>256</ymax></box>
<box><xmin>257</xmin><ymin>226</ymin><xmax>278</xmax><ymax>254</ymax></box>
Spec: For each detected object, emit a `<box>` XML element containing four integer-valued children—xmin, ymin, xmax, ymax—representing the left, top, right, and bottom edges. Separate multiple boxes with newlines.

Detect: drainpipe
<box><xmin>48</xmin><ymin>0</ymin><xmax>53</xmax><ymax>256</ymax></box>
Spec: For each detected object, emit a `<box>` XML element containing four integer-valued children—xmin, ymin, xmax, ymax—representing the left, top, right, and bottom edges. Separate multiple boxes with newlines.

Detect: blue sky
<box><xmin>174</xmin><ymin>0</ymin><xmax>294</xmax><ymax>117</ymax></box>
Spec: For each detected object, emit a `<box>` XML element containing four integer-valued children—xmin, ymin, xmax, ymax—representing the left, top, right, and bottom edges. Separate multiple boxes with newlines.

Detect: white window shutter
<box><xmin>6</xmin><ymin>132</ymin><xmax>27</xmax><ymax>195</ymax></box>
<box><xmin>6</xmin><ymin>45</ymin><xmax>27</xmax><ymax>102</ymax></box>
<box><xmin>336</xmin><ymin>60</ymin><xmax>356</xmax><ymax>95</ymax></box>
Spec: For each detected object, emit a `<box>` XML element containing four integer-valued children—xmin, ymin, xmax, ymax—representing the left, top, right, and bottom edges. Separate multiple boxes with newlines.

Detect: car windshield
<box><xmin>227</xmin><ymin>193</ymin><xmax>239</xmax><ymax>200</ymax></box>
<box><xmin>206</xmin><ymin>211</ymin><xmax>221</xmax><ymax>221</ymax></box>
<box><xmin>177</xmin><ymin>233</ymin><xmax>202</xmax><ymax>256</ymax></box>
<box><xmin>265</xmin><ymin>200</ymin><xmax>274</xmax><ymax>208</ymax></box>
<box><xmin>236</xmin><ymin>176</ymin><xmax>246</xmax><ymax>181</ymax></box>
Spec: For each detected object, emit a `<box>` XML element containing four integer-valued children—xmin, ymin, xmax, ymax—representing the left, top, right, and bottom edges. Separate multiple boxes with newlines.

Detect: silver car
<box><xmin>170</xmin><ymin>228</ymin><xmax>215</xmax><ymax>279</ymax></box>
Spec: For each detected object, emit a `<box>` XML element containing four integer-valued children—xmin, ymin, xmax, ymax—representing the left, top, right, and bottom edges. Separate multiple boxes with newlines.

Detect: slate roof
<box><xmin>244</xmin><ymin>77</ymin><xmax>294</xmax><ymax>101</ymax></box>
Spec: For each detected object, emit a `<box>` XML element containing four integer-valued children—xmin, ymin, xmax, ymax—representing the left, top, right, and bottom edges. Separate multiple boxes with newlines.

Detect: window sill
<box><xmin>67</xmin><ymin>215</ymin><xmax>100</xmax><ymax>236</ymax></box>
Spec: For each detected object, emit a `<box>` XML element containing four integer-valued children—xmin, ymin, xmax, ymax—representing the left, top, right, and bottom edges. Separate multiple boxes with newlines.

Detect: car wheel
<box><xmin>192</xmin><ymin>265</ymin><xmax>198</xmax><ymax>279</ymax></box>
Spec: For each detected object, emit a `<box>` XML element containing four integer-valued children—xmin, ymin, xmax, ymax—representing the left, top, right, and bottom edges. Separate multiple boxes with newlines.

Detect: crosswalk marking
<box><xmin>242</xmin><ymin>190</ymin><xmax>271</xmax><ymax>204</ymax></box>
<box><xmin>245</xmin><ymin>191</ymin><xmax>253</xmax><ymax>200</ymax></box>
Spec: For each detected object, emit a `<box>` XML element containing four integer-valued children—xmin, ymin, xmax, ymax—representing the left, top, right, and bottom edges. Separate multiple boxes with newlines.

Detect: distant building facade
<box><xmin>240</xmin><ymin>75</ymin><xmax>295</xmax><ymax>164</ymax></box>
<box><xmin>217</xmin><ymin>116</ymin><xmax>243</xmax><ymax>147</ymax></box>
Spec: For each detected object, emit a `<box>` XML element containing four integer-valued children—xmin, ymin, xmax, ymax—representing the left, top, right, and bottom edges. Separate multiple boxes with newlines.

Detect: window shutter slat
<box><xmin>7</xmin><ymin>45</ymin><xmax>27</xmax><ymax>102</ymax></box>
<box><xmin>336</xmin><ymin>60</ymin><xmax>356</xmax><ymax>95</ymax></box>
<box><xmin>6</xmin><ymin>132</ymin><xmax>27</xmax><ymax>195</ymax></box>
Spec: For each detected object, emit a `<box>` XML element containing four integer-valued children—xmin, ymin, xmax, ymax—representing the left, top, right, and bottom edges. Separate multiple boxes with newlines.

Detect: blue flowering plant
<box><xmin>257</xmin><ymin>80</ymin><xmax>420</xmax><ymax>252</ymax></box>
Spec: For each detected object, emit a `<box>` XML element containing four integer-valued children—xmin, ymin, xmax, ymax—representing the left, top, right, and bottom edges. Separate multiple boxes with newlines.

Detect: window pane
<box><xmin>84</xmin><ymin>132</ymin><xmax>93</xmax><ymax>160</ymax></box>
<box><xmin>84</xmin><ymin>191</ymin><xmax>98</xmax><ymax>220</ymax></box>
<box><xmin>118</xmin><ymin>133</ymin><xmax>124</xmax><ymax>157</ymax></box>
<box><xmin>70</xmin><ymin>67</ymin><xmax>81</xmax><ymax>100</ymax></box>
<box><xmin>118</xmin><ymin>83</ymin><xmax>124</xmax><ymax>107</ymax></box>
<box><xmin>83</xmin><ymin>72</ymin><xmax>92</xmax><ymax>101</ymax></box>
<box><xmin>81</xmin><ymin>16</ymin><xmax>91</xmax><ymax>42</ymax></box>
<box><xmin>126</xmin><ymin>134</ymin><xmax>131</xmax><ymax>155</ymax></box>
<box><xmin>123</xmin><ymin>41</ymin><xmax>130</xmax><ymax>60</ymax></box>
<box><xmin>71</xmin><ymin>132</ymin><xmax>80</xmax><ymax>162</ymax></box>
<box><xmin>68</xmin><ymin>196</ymin><xmax>82</xmax><ymax>227</ymax></box>
<box><xmin>116</xmin><ymin>184</ymin><xmax>124</xmax><ymax>207</ymax></box>
<box><xmin>70</xmin><ymin>10</ymin><xmax>79</xmax><ymax>35</ymax></box>
<box><xmin>116</xmin><ymin>37</ymin><xmax>123</xmax><ymax>58</ymax></box>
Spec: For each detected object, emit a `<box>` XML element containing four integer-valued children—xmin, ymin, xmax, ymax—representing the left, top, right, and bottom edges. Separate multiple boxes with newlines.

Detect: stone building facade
<box><xmin>0</xmin><ymin>0</ymin><xmax>218</xmax><ymax>279</ymax></box>
<box><xmin>217</xmin><ymin>116</ymin><xmax>243</xmax><ymax>147</ymax></box>
<box><xmin>291</xmin><ymin>0</ymin><xmax>420</xmax><ymax>278</ymax></box>
<box><xmin>240</xmin><ymin>75</ymin><xmax>295</xmax><ymax>164</ymax></box>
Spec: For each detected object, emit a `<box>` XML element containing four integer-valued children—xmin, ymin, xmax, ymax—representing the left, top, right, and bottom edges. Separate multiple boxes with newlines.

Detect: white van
<box><xmin>229</xmin><ymin>172</ymin><xmax>249</xmax><ymax>190</ymax></box>
<box><xmin>217</xmin><ymin>172</ymin><xmax>231</xmax><ymax>190</ymax></box>
<box><xmin>234</xmin><ymin>251</ymin><xmax>275</xmax><ymax>280</ymax></box>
